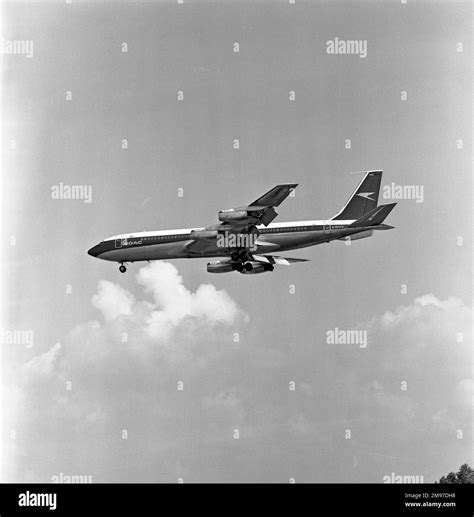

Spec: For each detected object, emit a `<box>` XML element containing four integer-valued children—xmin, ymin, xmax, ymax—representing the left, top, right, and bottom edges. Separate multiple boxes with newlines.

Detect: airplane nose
<box><xmin>87</xmin><ymin>244</ymin><xmax>101</xmax><ymax>257</ymax></box>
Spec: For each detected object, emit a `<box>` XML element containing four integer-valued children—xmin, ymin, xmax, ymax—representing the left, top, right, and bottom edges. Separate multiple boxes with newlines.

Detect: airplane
<box><xmin>87</xmin><ymin>170</ymin><xmax>396</xmax><ymax>275</ymax></box>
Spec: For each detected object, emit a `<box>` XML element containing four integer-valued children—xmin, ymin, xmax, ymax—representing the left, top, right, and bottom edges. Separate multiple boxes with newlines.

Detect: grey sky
<box><xmin>2</xmin><ymin>0</ymin><xmax>472</xmax><ymax>483</ymax></box>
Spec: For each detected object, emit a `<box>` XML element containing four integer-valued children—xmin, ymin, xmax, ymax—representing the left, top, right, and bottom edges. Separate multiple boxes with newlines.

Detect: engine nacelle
<box><xmin>218</xmin><ymin>210</ymin><xmax>248</xmax><ymax>223</ymax></box>
<box><xmin>207</xmin><ymin>260</ymin><xmax>234</xmax><ymax>273</ymax></box>
<box><xmin>190</xmin><ymin>229</ymin><xmax>218</xmax><ymax>240</ymax></box>
<box><xmin>239</xmin><ymin>261</ymin><xmax>272</xmax><ymax>275</ymax></box>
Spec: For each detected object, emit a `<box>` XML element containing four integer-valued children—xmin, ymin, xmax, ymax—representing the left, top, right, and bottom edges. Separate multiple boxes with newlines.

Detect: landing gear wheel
<box><xmin>231</xmin><ymin>251</ymin><xmax>240</xmax><ymax>262</ymax></box>
<box><xmin>244</xmin><ymin>262</ymin><xmax>253</xmax><ymax>272</ymax></box>
<box><xmin>119</xmin><ymin>264</ymin><xmax>127</xmax><ymax>273</ymax></box>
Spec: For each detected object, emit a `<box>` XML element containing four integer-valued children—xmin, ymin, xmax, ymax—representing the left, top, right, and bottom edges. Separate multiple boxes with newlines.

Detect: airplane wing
<box><xmin>249</xmin><ymin>184</ymin><xmax>298</xmax><ymax>208</ymax></box>
<box><xmin>206</xmin><ymin>254</ymin><xmax>309</xmax><ymax>274</ymax></box>
<box><xmin>186</xmin><ymin>184</ymin><xmax>297</xmax><ymax>254</ymax></box>
<box><xmin>209</xmin><ymin>183</ymin><xmax>298</xmax><ymax>233</ymax></box>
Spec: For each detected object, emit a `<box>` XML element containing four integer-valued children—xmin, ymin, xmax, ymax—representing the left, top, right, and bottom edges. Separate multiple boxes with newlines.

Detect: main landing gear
<box><xmin>230</xmin><ymin>250</ymin><xmax>255</xmax><ymax>272</ymax></box>
<box><xmin>119</xmin><ymin>263</ymin><xmax>127</xmax><ymax>273</ymax></box>
<box><xmin>231</xmin><ymin>249</ymin><xmax>249</xmax><ymax>262</ymax></box>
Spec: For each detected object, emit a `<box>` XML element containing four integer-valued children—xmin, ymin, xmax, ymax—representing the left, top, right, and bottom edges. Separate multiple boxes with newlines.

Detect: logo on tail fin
<box><xmin>356</xmin><ymin>192</ymin><xmax>375</xmax><ymax>200</ymax></box>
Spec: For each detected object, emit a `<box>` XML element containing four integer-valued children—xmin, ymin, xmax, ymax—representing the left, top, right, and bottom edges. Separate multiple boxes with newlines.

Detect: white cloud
<box><xmin>6</xmin><ymin>289</ymin><xmax>471</xmax><ymax>483</ymax></box>
<box><xmin>378</xmin><ymin>294</ymin><xmax>470</xmax><ymax>336</ymax></box>
<box><xmin>137</xmin><ymin>262</ymin><xmax>241</xmax><ymax>339</ymax></box>
<box><xmin>5</xmin><ymin>262</ymin><xmax>249</xmax><ymax>481</ymax></box>
<box><xmin>22</xmin><ymin>342</ymin><xmax>62</xmax><ymax>381</ymax></box>
<box><xmin>92</xmin><ymin>280</ymin><xmax>134</xmax><ymax>322</ymax></box>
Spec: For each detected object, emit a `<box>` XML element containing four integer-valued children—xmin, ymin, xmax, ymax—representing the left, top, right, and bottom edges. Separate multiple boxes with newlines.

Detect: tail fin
<box><xmin>332</xmin><ymin>170</ymin><xmax>382</xmax><ymax>220</ymax></box>
<box><xmin>349</xmin><ymin>202</ymin><xmax>396</xmax><ymax>228</ymax></box>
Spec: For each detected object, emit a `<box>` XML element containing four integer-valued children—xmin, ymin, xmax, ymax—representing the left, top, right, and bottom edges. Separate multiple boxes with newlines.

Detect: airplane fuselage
<box><xmin>88</xmin><ymin>219</ymin><xmax>376</xmax><ymax>263</ymax></box>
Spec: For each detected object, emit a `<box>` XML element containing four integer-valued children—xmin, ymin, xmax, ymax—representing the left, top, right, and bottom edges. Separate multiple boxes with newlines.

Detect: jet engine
<box><xmin>207</xmin><ymin>259</ymin><xmax>273</xmax><ymax>274</ymax></box>
<box><xmin>239</xmin><ymin>261</ymin><xmax>273</xmax><ymax>275</ymax></box>
<box><xmin>218</xmin><ymin>210</ymin><xmax>249</xmax><ymax>223</ymax></box>
<box><xmin>207</xmin><ymin>260</ymin><xmax>234</xmax><ymax>273</ymax></box>
<box><xmin>190</xmin><ymin>229</ymin><xmax>218</xmax><ymax>240</ymax></box>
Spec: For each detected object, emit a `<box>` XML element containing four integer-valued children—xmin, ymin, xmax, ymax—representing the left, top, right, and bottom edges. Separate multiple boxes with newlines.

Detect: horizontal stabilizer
<box><xmin>252</xmin><ymin>255</ymin><xmax>309</xmax><ymax>266</ymax></box>
<box><xmin>349</xmin><ymin>203</ymin><xmax>396</xmax><ymax>228</ymax></box>
<box><xmin>337</xmin><ymin>229</ymin><xmax>374</xmax><ymax>241</ymax></box>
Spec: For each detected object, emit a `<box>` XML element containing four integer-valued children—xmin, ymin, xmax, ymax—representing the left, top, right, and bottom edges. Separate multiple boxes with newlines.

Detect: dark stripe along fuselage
<box><xmin>88</xmin><ymin>221</ymin><xmax>376</xmax><ymax>263</ymax></box>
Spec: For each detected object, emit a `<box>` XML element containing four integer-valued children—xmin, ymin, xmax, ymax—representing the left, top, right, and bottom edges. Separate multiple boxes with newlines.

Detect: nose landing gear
<box><xmin>231</xmin><ymin>249</ymin><xmax>249</xmax><ymax>262</ymax></box>
<box><xmin>119</xmin><ymin>263</ymin><xmax>127</xmax><ymax>273</ymax></box>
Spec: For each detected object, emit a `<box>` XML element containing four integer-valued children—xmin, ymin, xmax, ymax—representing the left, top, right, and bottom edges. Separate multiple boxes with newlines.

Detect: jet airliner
<box><xmin>88</xmin><ymin>170</ymin><xmax>396</xmax><ymax>274</ymax></box>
